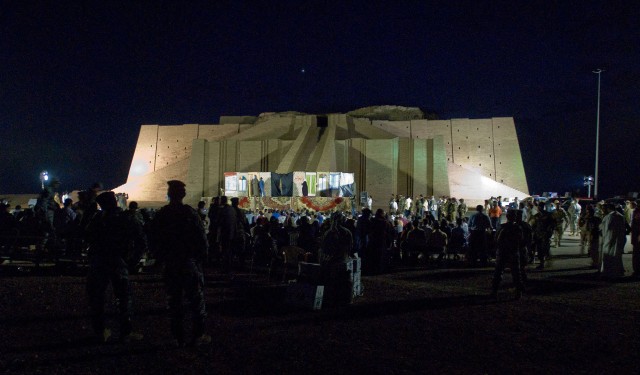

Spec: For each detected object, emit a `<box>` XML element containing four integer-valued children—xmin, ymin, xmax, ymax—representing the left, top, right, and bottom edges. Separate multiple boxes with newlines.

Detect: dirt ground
<box><xmin>1</xmin><ymin>234</ymin><xmax>639</xmax><ymax>374</ymax></box>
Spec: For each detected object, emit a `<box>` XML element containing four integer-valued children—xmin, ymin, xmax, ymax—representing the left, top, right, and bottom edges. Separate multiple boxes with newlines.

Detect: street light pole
<box><xmin>593</xmin><ymin>69</ymin><xmax>604</xmax><ymax>199</ymax></box>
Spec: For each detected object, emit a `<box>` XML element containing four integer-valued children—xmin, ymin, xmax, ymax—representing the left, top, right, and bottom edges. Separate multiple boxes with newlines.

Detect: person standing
<box><xmin>389</xmin><ymin>194</ymin><xmax>397</xmax><ymax>215</ymax></box>
<box><xmin>457</xmin><ymin>198</ymin><xmax>468</xmax><ymax>220</ymax></box>
<box><xmin>491</xmin><ymin>210</ymin><xmax>524</xmax><ymax>299</ymax></box>
<box><xmin>417</xmin><ymin>195</ymin><xmax>425</xmax><ymax>218</ymax></box>
<box><xmin>366</xmin><ymin>209</ymin><xmax>393</xmax><ymax>274</ymax></box>
<box><xmin>216</xmin><ymin>196</ymin><xmax>237</xmax><ymax>273</ymax></box>
<box><xmin>85</xmin><ymin>192</ymin><xmax>147</xmax><ymax>343</ymax></box>
<box><xmin>258</xmin><ymin>177</ymin><xmax>265</xmax><ymax>197</ymax></box>
<box><xmin>428</xmin><ymin>196</ymin><xmax>438</xmax><ymax>222</ymax></box>
<box><xmin>251</xmin><ymin>175</ymin><xmax>260</xmax><ymax>197</ymax></box>
<box><xmin>582</xmin><ymin>206</ymin><xmax>602</xmax><ymax>269</ymax></box>
<box><xmin>230</xmin><ymin>197</ymin><xmax>249</xmax><ymax>269</ymax></box>
<box><xmin>515</xmin><ymin>209</ymin><xmax>533</xmax><ymax>270</ymax></box>
<box><xmin>531</xmin><ymin>204</ymin><xmax>556</xmax><ymax>270</ymax></box>
<box><xmin>404</xmin><ymin>196</ymin><xmax>412</xmax><ymax>218</ymax></box>
<box><xmin>206</xmin><ymin>197</ymin><xmax>221</xmax><ymax>265</ymax></box>
<box><xmin>468</xmin><ymin>205</ymin><xmax>492</xmax><ymax>267</ymax></box>
<box><xmin>488</xmin><ymin>201</ymin><xmax>502</xmax><ymax>232</ymax></box>
<box><xmin>449</xmin><ymin>198</ymin><xmax>459</xmax><ymax>222</ymax></box>
<box><xmin>567</xmin><ymin>199</ymin><xmax>582</xmax><ymax>236</ymax></box>
<box><xmin>152</xmin><ymin>180</ymin><xmax>211</xmax><ymax>346</ymax></box>
<box><xmin>599</xmin><ymin>203</ymin><xmax>626</xmax><ymax>279</ymax></box>
<box><xmin>551</xmin><ymin>201</ymin><xmax>570</xmax><ymax>247</ymax></box>
<box><xmin>630</xmin><ymin>201</ymin><xmax>640</xmax><ymax>278</ymax></box>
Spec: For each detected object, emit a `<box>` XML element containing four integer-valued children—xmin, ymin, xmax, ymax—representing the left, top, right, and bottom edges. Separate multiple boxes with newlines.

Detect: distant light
<box><xmin>301</xmin><ymin>68</ymin><xmax>305</xmax><ymax>74</ymax></box>
<box><xmin>40</xmin><ymin>170</ymin><xmax>49</xmax><ymax>189</ymax></box>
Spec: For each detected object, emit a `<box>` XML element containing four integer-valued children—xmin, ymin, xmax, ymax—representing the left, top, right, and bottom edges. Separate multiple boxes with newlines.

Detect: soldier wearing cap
<box><xmin>85</xmin><ymin>191</ymin><xmax>147</xmax><ymax>343</ymax></box>
<box><xmin>152</xmin><ymin>180</ymin><xmax>211</xmax><ymax>346</ymax></box>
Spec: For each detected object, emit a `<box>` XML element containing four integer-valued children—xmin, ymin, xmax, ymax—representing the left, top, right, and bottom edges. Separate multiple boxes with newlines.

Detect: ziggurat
<box><xmin>115</xmin><ymin>109</ymin><xmax>529</xmax><ymax>209</ymax></box>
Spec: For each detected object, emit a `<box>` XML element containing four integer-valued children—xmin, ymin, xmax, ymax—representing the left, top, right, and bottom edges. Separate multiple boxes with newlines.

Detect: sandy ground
<box><xmin>1</xmin><ymin>233</ymin><xmax>639</xmax><ymax>375</ymax></box>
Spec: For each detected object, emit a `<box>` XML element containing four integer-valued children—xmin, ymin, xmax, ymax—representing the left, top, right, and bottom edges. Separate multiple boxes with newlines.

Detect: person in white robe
<box><xmin>599</xmin><ymin>203</ymin><xmax>626</xmax><ymax>278</ymax></box>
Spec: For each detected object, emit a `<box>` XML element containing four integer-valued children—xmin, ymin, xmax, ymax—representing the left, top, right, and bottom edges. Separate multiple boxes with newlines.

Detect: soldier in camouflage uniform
<box><xmin>551</xmin><ymin>200</ymin><xmax>570</xmax><ymax>247</ymax></box>
<box><xmin>446</xmin><ymin>198</ymin><xmax>458</xmax><ymax>222</ymax></box>
<box><xmin>531</xmin><ymin>203</ymin><xmax>557</xmax><ymax>270</ymax></box>
<box><xmin>85</xmin><ymin>192</ymin><xmax>147</xmax><ymax>343</ymax></box>
<box><xmin>457</xmin><ymin>198</ymin><xmax>468</xmax><ymax>220</ymax></box>
<box><xmin>152</xmin><ymin>180</ymin><xmax>211</xmax><ymax>347</ymax></box>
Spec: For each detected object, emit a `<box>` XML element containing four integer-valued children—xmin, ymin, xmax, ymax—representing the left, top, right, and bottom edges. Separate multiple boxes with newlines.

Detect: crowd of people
<box><xmin>1</xmin><ymin>181</ymin><xmax>639</xmax><ymax>342</ymax></box>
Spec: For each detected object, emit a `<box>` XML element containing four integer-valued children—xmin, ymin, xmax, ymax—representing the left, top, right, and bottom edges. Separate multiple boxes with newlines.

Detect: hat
<box><xmin>96</xmin><ymin>191</ymin><xmax>117</xmax><ymax>210</ymax></box>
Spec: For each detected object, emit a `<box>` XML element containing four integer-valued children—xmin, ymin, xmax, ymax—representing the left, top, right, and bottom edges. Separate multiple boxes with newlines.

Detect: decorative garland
<box><xmin>261</xmin><ymin>196</ymin><xmax>292</xmax><ymax>211</ymax></box>
<box><xmin>235</xmin><ymin>196</ymin><xmax>351</xmax><ymax>212</ymax></box>
<box><xmin>299</xmin><ymin>196</ymin><xmax>345</xmax><ymax>212</ymax></box>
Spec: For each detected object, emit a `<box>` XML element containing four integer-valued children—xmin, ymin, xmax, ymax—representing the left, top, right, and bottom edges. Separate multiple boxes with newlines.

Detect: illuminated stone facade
<box><xmin>115</xmin><ymin>112</ymin><xmax>529</xmax><ymax>209</ymax></box>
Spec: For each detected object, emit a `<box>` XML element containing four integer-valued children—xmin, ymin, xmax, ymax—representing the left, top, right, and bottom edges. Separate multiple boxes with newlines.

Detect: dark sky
<box><xmin>1</xmin><ymin>1</ymin><xmax>638</xmax><ymax>197</ymax></box>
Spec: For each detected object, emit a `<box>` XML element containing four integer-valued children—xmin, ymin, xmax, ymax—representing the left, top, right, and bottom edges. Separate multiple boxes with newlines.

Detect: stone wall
<box><xmin>373</xmin><ymin>118</ymin><xmax>528</xmax><ymax>194</ymax></box>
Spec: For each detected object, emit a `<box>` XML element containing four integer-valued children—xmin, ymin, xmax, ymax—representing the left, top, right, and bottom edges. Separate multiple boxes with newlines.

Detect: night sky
<box><xmin>1</xmin><ymin>1</ymin><xmax>638</xmax><ymax>198</ymax></box>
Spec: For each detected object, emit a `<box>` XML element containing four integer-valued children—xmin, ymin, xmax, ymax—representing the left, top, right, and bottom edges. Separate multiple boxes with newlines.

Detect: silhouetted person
<box><xmin>354</xmin><ymin>208</ymin><xmax>372</xmax><ymax>256</ymax></box>
<box><xmin>491</xmin><ymin>209</ymin><xmax>524</xmax><ymax>300</ymax></box>
<box><xmin>365</xmin><ymin>209</ymin><xmax>393</xmax><ymax>274</ymax></box>
<box><xmin>216</xmin><ymin>196</ymin><xmax>237</xmax><ymax>273</ymax></box>
<box><xmin>468</xmin><ymin>205</ymin><xmax>492</xmax><ymax>267</ymax></box>
<box><xmin>85</xmin><ymin>192</ymin><xmax>146</xmax><ymax>343</ymax></box>
<box><xmin>152</xmin><ymin>180</ymin><xmax>211</xmax><ymax>346</ymax></box>
<box><xmin>34</xmin><ymin>178</ymin><xmax>61</xmax><ymax>247</ymax></box>
<box><xmin>321</xmin><ymin>212</ymin><xmax>354</xmax><ymax>306</ymax></box>
<box><xmin>531</xmin><ymin>203</ymin><xmax>556</xmax><ymax>269</ymax></box>
<box><xmin>231</xmin><ymin>197</ymin><xmax>249</xmax><ymax>269</ymax></box>
<box><xmin>207</xmin><ymin>197</ymin><xmax>221</xmax><ymax>265</ymax></box>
